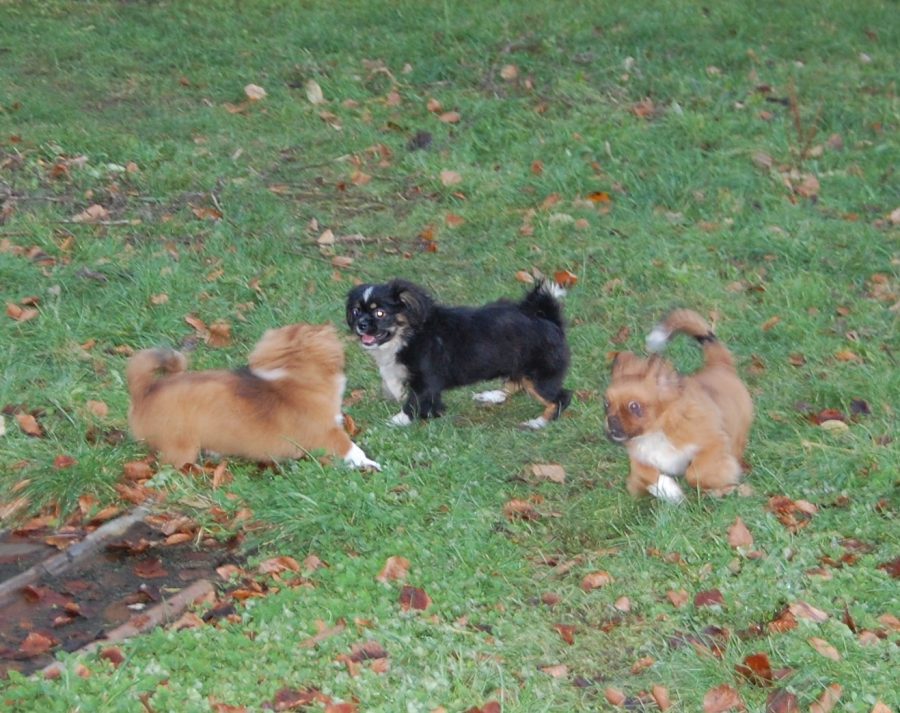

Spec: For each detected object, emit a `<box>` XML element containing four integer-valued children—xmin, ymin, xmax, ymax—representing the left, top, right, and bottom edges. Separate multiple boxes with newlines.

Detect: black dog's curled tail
<box><xmin>520</xmin><ymin>280</ymin><xmax>566</xmax><ymax>327</ymax></box>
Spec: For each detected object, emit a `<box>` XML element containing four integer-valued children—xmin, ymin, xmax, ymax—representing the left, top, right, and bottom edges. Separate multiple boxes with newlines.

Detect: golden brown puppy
<box><xmin>604</xmin><ymin>309</ymin><xmax>752</xmax><ymax>503</ymax></box>
<box><xmin>127</xmin><ymin>323</ymin><xmax>380</xmax><ymax>470</ymax></box>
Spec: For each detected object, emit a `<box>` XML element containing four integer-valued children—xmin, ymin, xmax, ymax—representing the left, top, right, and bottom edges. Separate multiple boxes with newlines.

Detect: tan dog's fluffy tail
<box><xmin>645</xmin><ymin>309</ymin><xmax>735</xmax><ymax>370</ymax></box>
<box><xmin>127</xmin><ymin>348</ymin><xmax>187</xmax><ymax>401</ymax></box>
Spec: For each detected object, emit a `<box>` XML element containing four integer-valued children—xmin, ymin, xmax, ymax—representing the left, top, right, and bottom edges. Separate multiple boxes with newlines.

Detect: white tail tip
<box><xmin>541</xmin><ymin>281</ymin><xmax>567</xmax><ymax>300</ymax></box>
<box><xmin>645</xmin><ymin>325</ymin><xmax>671</xmax><ymax>353</ymax></box>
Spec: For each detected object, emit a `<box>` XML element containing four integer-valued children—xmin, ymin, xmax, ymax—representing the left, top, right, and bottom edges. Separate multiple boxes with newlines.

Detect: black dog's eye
<box><xmin>628</xmin><ymin>401</ymin><xmax>643</xmax><ymax>417</ymax></box>
<box><xmin>350</xmin><ymin>307</ymin><xmax>360</xmax><ymax>317</ymax></box>
<box><xmin>374</xmin><ymin>308</ymin><xmax>386</xmax><ymax>319</ymax></box>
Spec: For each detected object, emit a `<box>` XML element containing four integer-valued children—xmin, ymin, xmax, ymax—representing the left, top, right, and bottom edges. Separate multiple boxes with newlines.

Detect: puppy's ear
<box><xmin>391</xmin><ymin>280</ymin><xmax>433</xmax><ymax>327</ymax></box>
<box><xmin>346</xmin><ymin>285</ymin><xmax>370</xmax><ymax>325</ymax></box>
<box><xmin>648</xmin><ymin>355</ymin><xmax>680</xmax><ymax>397</ymax></box>
<box><xmin>611</xmin><ymin>351</ymin><xmax>639</xmax><ymax>378</ymax></box>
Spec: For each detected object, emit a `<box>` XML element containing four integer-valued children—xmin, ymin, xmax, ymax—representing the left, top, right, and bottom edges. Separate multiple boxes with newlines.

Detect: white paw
<box><xmin>343</xmin><ymin>442</ymin><xmax>381</xmax><ymax>471</ymax></box>
<box><xmin>521</xmin><ymin>416</ymin><xmax>548</xmax><ymax>430</ymax></box>
<box><xmin>389</xmin><ymin>411</ymin><xmax>412</xmax><ymax>426</ymax></box>
<box><xmin>473</xmin><ymin>389</ymin><xmax>508</xmax><ymax>404</ymax></box>
<box><xmin>648</xmin><ymin>474</ymin><xmax>685</xmax><ymax>504</ymax></box>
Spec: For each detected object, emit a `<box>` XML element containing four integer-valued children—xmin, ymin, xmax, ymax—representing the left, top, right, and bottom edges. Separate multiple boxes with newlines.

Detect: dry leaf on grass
<box><xmin>244</xmin><ymin>83</ymin><xmax>266</xmax><ymax>101</ymax></box>
<box><xmin>789</xmin><ymin>600</ymin><xmax>829</xmax><ymax>622</ymax></box>
<box><xmin>376</xmin><ymin>556</ymin><xmax>410</xmax><ymax>583</ymax></box>
<box><xmin>651</xmin><ymin>685</ymin><xmax>672</xmax><ymax>711</ymax></box>
<box><xmin>15</xmin><ymin>413</ymin><xmax>43</xmax><ymax>437</ymax></box>
<box><xmin>398</xmin><ymin>585</ymin><xmax>431</xmax><ymax>611</ymax></box>
<box><xmin>702</xmin><ymin>684</ymin><xmax>744</xmax><ymax>713</ymax></box>
<box><xmin>727</xmin><ymin>517</ymin><xmax>754</xmax><ymax>548</ymax></box>
<box><xmin>541</xmin><ymin>664</ymin><xmax>568</xmax><ymax>678</ymax></box>
<box><xmin>808</xmin><ymin>637</ymin><xmax>841</xmax><ymax>661</ymax></box>
<box><xmin>766</xmin><ymin>689</ymin><xmax>799</xmax><ymax>713</ymax></box>
<box><xmin>72</xmin><ymin>204</ymin><xmax>110</xmax><ymax>223</ymax></box>
<box><xmin>809</xmin><ymin>684</ymin><xmax>842</xmax><ymax>713</ymax></box>
<box><xmin>503</xmin><ymin>499</ymin><xmax>539</xmax><ymax>521</ymax></box>
<box><xmin>667</xmin><ymin>589</ymin><xmax>690</xmax><ymax>608</ymax></box>
<box><xmin>305</xmin><ymin>80</ymin><xmax>325</xmax><ymax>105</ymax></box>
<box><xmin>530</xmin><ymin>463</ymin><xmax>566</xmax><ymax>483</ymax></box>
<box><xmin>581</xmin><ymin>571</ymin><xmax>613</xmax><ymax>591</ymax></box>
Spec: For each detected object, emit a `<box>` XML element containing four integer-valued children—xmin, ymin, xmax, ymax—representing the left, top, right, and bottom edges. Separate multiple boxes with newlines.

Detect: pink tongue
<box><xmin>361</xmin><ymin>334</ymin><xmax>377</xmax><ymax>345</ymax></box>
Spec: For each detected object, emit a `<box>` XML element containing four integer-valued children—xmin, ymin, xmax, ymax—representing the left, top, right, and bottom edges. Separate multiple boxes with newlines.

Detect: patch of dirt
<box><xmin>0</xmin><ymin>520</ymin><xmax>241</xmax><ymax>678</ymax></box>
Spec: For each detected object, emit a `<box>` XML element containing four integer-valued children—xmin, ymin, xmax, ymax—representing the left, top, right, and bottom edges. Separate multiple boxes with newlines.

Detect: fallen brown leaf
<box><xmin>244</xmin><ymin>84</ymin><xmax>266</xmax><ymax>101</ymax></box>
<box><xmin>736</xmin><ymin>653</ymin><xmax>775</xmax><ymax>688</ymax></box>
<box><xmin>702</xmin><ymin>684</ymin><xmax>744</xmax><ymax>713</ymax></box>
<box><xmin>766</xmin><ymin>689</ymin><xmax>798</xmax><ymax>713</ymax></box>
<box><xmin>15</xmin><ymin>413</ymin><xmax>43</xmax><ymax>437</ymax></box>
<box><xmin>581</xmin><ymin>571</ymin><xmax>613</xmax><ymax>591</ymax></box>
<box><xmin>503</xmin><ymin>498</ymin><xmax>539</xmax><ymax>521</ymax></box>
<box><xmin>529</xmin><ymin>463</ymin><xmax>566</xmax><ymax>483</ymax></box>
<box><xmin>727</xmin><ymin>517</ymin><xmax>754</xmax><ymax>548</ymax></box>
<box><xmin>20</xmin><ymin>631</ymin><xmax>55</xmax><ymax>658</ymax></box>
<box><xmin>695</xmin><ymin>589</ymin><xmax>726</xmax><ymax>608</ymax></box>
<box><xmin>72</xmin><ymin>204</ymin><xmax>110</xmax><ymax>223</ymax></box>
<box><xmin>809</xmin><ymin>684</ymin><xmax>842</xmax><ymax>713</ymax></box>
<box><xmin>789</xmin><ymin>600</ymin><xmax>829</xmax><ymax>623</ymax></box>
<box><xmin>376</xmin><ymin>556</ymin><xmax>410</xmax><ymax>583</ymax></box>
<box><xmin>667</xmin><ymin>589</ymin><xmax>690</xmax><ymax>608</ymax></box>
<box><xmin>541</xmin><ymin>663</ymin><xmax>568</xmax><ymax>678</ymax></box>
<box><xmin>554</xmin><ymin>623</ymin><xmax>576</xmax><ymax>645</ymax></box>
<box><xmin>398</xmin><ymin>585</ymin><xmax>431</xmax><ymax>611</ymax></box>
<box><xmin>808</xmin><ymin>637</ymin><xmax>841</xmax><ymax>661</ymax></box>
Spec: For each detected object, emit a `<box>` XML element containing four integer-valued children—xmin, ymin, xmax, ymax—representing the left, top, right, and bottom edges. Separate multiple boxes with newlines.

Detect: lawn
<box><xmin>0</xmin><ymin>0</ymin><xmax>897</xmax><ymax>711</ymax></box>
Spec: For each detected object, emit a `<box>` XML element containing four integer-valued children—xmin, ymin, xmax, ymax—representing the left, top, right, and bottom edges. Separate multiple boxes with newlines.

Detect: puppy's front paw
<box><xmin>343</xmin><ymin>442</ymin><xmax>382</xmax><ymax>471</ymax></box>
<box><xmin>473</xmin><ymin>389</ymin><xmax>508</xmax><ymax>404</ymax></box>
<box><xmin>389</xmin><ymin>411</ymin><xmax>412</xmax><ymax>426</ymax></box>
<box><xmin>648</xmin><ymin>474</ymin><xmax>685</xmax><ymax>504</ymax></box>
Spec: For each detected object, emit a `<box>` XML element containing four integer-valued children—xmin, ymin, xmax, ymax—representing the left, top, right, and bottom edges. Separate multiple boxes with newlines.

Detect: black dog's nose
<box><xmin>356</xmin><ymin>316</ymin><xmax>372</xmax><ymax>332</ymax></box>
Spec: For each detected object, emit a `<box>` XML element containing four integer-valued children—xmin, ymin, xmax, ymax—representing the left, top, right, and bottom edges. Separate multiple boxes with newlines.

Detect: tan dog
<box><xmin>604</xmin><ymin>309</ymin><xmax>753</xmax><ymax>503</ymax></box>
<box><xmin>127</xmin><ymin>323</ymin><xmax>380</xmax><ymax>470</ymax></box>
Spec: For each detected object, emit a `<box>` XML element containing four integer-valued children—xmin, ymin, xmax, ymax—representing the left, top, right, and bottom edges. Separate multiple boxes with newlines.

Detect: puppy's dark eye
<box><xmin>374</xmin><ymin>308</ymin><xmax>386</xmax><ymax>319</ymax></box>
<box><xmin>628</xmin><ymin>401</ymin><xmax>643</xmax><ymax>417</ymax></box>
<box><xmin>350</xmin><ymin>307</ymin><xmax>360</xmax><ymax>317</ymax></box>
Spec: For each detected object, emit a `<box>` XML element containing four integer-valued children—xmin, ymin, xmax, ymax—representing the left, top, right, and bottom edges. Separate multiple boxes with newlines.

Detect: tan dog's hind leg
<box><xmin>626</xmin><ymin>460</ymin><xmax>662</xmax><ymax>497</ymax></box>
<box><xmin>684</xmin><ymin>446</ymin><xmax>741</xmax><ymax>493</ymax></box>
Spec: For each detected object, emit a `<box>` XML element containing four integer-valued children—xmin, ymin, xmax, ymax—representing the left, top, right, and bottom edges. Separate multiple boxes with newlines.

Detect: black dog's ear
<box><xmin>346</xmin><ymin>284</ymin><xmax>370</xmax><ymax>325</ymax></box>
<box><xmin>389</xmin><ymin>280</ymin><xmax>433</xmax><ymax>327</ymax></box>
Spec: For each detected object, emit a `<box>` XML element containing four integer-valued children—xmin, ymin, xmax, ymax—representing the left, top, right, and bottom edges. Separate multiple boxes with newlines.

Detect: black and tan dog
<box><xmin>346</xmin><ymin>279</ymin><xmax>571</xmax><ymax>428</ymax></box>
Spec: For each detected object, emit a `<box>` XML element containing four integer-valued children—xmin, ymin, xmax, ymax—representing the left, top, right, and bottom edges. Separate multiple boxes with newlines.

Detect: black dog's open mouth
<box><xmin>358</xmin><ymin>331</ymin><xmax>391</xmax><ymax>348</ymax></box>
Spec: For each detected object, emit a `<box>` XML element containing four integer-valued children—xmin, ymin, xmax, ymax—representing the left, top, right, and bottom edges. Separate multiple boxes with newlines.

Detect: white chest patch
<box><xmin>629</xmin><ymin>431</ymin><xmax>698</xmax><ymax>475</ymax></box>
<box><xmin>367</xmin><ymin>338</ymin><xmax>408</xmax><ymax>402</ymax></box>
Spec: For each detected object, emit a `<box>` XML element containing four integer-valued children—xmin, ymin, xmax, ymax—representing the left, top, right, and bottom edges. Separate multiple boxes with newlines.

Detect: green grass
<box><xmin>1</xmin><ymin>0</ymin><xmax>897</xmax><ymax>710</ymax></box>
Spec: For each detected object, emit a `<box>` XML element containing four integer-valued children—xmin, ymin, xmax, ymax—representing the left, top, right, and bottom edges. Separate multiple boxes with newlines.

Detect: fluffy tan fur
<box><xmin>127</xmin><ymin>323</ymin><xmax>374</xmax><ymax>468</ymax></box>
<box><xmin>604</xmin><ymin>309</ymin><xmax>753</xmax><ymax>499</ymax></box>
